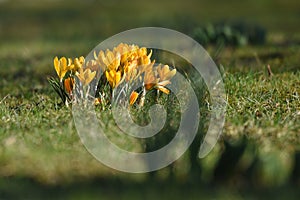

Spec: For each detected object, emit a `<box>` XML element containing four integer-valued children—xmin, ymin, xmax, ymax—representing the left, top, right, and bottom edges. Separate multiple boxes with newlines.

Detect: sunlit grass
<box><xmin>0</xmin><ymin>37</ymin><xmax>299</xmax><ymax>187</ymax></box>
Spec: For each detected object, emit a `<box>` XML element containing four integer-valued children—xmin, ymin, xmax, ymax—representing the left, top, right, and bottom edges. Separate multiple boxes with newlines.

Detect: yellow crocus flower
<box><xmin>157</xmin><ymin>64</ymin><xmax>176</xmax><ymax>81</ymax></box>
<box><xmin>95</xmin><ymin>50</ymin><xmax>120</xmax><ymax>72</ymax></box>
<box><xmin>105</xmin><ymin>70</ymin><xmax>121</xmax><ymax>88</ymax></box>
<box><xmin>154</xmin><ymin>65</ymin><xmax>176</xmax><ymax>94</ymax></box>
<box><xmin>72</xmin><ymin>56</ymin><xmax>85</xmax><ymax>72</ymax></box>
<box><xmin>76</xmin><ymin>68</ymin><xmax>96</xmax><ymax>86</ymax></box>
<box><xmin>54</xmin><ymin>56</ymin><xmax>69</xmax><ymax>81</ymax></box>
<box><xmin>86</xmin><ymin>59</ymin><xmax>100</xmax><ymax>72</ymax></box>
<box><xmin>124</xmin><ymin>60</ymin><xmax>138</xmax><ymax>82</ymax></box>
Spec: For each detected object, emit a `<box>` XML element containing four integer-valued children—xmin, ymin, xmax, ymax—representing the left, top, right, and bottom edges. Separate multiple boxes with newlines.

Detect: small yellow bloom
<box><xmin>157</xmin><ymin>64</ymin><xmax>176</xmax><ymax>81</ymax></box>
<box><xmin>54</xmin><ymin>56</ymin><xmax>69</xmax><ymax>81</ymax></box>
<box><xmin>154</xmin><ymin>64</ymin><xmax>176</xmax><ymax>94</ymax></box>
<box><xmin>86</xmin><ymin>59</ymin><xmax>100</xmax><ymax>72</ymax></box>
<box><xmin>129</xmin><ymin>91</ymin><xmax>139</xmax><ymax>105</ymax></box>
<box><xmin>124</xmin><ymin>60</ymin><xmax>138</xmax><ymax>82</ymax></box>
<box><xmin>105</xmin><ymin>70</ymin><xmax>121</xmax><ymax>88</ymax></box>
<box><xmin>64</xmin><ymin>77</ymin><xmax>74</xmax><ymax>94</ymax></box>
<box><xmin>72</xmin><ymin>56</ymin><xmax>85</xmax><ymax>72</ymax></box>
<box><xmin>95</xmin><ymin>50</ymin><xmax>120</xmax><ymax>71</ymax></box>
<box><xmin>76</xmin><ymin>68</ymin><xmax>96</xmax><ymax>86</ymax></box>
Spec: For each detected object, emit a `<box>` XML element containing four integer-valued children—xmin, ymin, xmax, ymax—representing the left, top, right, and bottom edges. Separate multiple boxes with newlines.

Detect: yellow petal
<box><xmin>60</xmin><ymin>57</ymin><xmax>67</xmax><ymax>69</ymax></box>
<box><xmin>138</xmin><ymin>47</ymin><xmax>147</xmax><ymax>56</ymax></box>
<box><xmin>170</xmin><ymin>68</ymin><xmax>176</xmax><ymax>77</ymax></box>
<box><xmin>93</xmin><ymin>51</ymin><xmax>98</xmax><ymax>60</ymax></box>
<box><xmin>75</xmin><ymin>69</ymin><xmax>84</xmax><ymax>84</ymax></box>
<box><xmin>73</xmin><ymin>57</ymin><xmax>84</xmax><ymax>72</ymax></box>
<box><xmin>109</xmin><ymin>70</ymin><xmax>115</xmax><ymax>79</ymax></box>
<box><xmin>106</xmin><ymin>51</ymin><xmax>114</xmax><ymax>65</ymax></box>
<box><xmin>79</xmin><ymin>56</ymin><xmax>85</xmax><ymax>63</ymax></box>
<box><xmin>54</xmin><ymin>57</ymin><xmax>60</xmax><ymax>78</ymax></box>
<box><xmin>85</xmin><ymin>70</ymin><xmax>96</xmax><ymax>85</ymax></box>
<box><xmin>98</xmin><ymin>51</ymin><xmax>108</xmax><ymax>66</ymax></box>
<box><xmin>61</xmin><ymin>57</ymin><xmax>68</xmax><ymax>79</ymax></box>
<box><xmin>159</xmin><ymin>80</ymin><xmax>171</xmax><ymax>87</ymax></box>
<box><xmin>68</xmin><ymin>58</ymin><xmax>73</xmax><ymax>66</ymax></box>
<box><xmin>156</xmin><ymin>86</ymin><xmax>170</xmax><ymax>94</ymax></box>
<box><xmin>147</xmin><ymin>50</ymin><xmax>152</xmax><ymax>59</ymax></box>
<box><xmin>129</xmin><ymin>91</ymin><xmax>139</xmax><ymax>105</ymax></box>
<box><xmin>105</xmin><ymin>70</ymin><xmax>113</xmax><ymax>87</ymax></box>
<box><xmin>83</xmin><ymin>69</ymin><xmax>96</xmax><ymax>85</ymax></box>
<box><xmin>115</xmin><ymin>71</ymin><xmax>121</xmax><ymax>86</ymax></box>
<box><xmin>64</xmin><ymin>77</ymin><xmax>74</xmax><ymax>94</ymax></box>
<box><xmin>162</xmin><ymin>65</ymin><xmax>169</xmax><ymax>74</ymax></box>
<box><xmin>69</xmin><ymin>64</ymin><xmax>75</xmax><ymax>71</ymax></box>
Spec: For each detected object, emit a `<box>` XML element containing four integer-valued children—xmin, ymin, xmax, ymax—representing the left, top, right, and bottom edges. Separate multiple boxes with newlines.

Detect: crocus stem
<box><xmin>139</xmin><ymin>86</ymin><xmax>146</xmax><ymax>107</ymax></box>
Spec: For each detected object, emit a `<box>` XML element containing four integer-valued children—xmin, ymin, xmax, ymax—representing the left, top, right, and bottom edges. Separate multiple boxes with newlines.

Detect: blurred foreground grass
<box><xmin>0</xmin><ymin>0</ymin><xmax>300</xmax><ymax>199</ymax></box>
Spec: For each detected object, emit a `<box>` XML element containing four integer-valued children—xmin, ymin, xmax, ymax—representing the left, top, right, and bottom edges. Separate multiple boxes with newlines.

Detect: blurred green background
<box><xmin>0</xmin><ymin>0</ymin><xmax>300</xmax><ymax>199</ymax></box>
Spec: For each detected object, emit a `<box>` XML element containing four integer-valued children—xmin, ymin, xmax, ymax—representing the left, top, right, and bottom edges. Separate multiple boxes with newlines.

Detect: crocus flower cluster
<box><xmin>49</xmin><ymin>43</ymin><xmax>176</xmax><ymax>107</ymax></box>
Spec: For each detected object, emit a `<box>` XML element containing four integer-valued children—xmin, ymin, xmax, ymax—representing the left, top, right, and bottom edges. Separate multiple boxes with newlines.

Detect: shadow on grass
<box><xmin>1</xmin><ymin>176</ymin><xmax>300</xmax><ymax>200</ymax></box>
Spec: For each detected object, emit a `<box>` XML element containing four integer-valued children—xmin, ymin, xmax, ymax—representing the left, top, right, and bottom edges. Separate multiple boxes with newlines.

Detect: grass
<box><xmin>1</xmin><ymin>37</ymin><xmax>299</xmax><ymax>186</ymax></box>
<box><xmin>1</xmin><ymin>178</ymin><xmax>300</xmax><ymax>200</ymax></box>
<box><xmin>225</xmin><ymin>71</ymin><xmax>300</xmax><ymax>143</ymax></box>
<box><xmin>0</xmin><ymin>0</ymin><xmax>300</xmax><ymax>199</ymax></box>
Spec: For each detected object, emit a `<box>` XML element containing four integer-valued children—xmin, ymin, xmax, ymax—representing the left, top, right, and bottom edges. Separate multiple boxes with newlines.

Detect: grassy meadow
<box><xmin>0</xmin><ymin>0</ymin><xmax>300</xmax><ymax>199</ymax></box>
